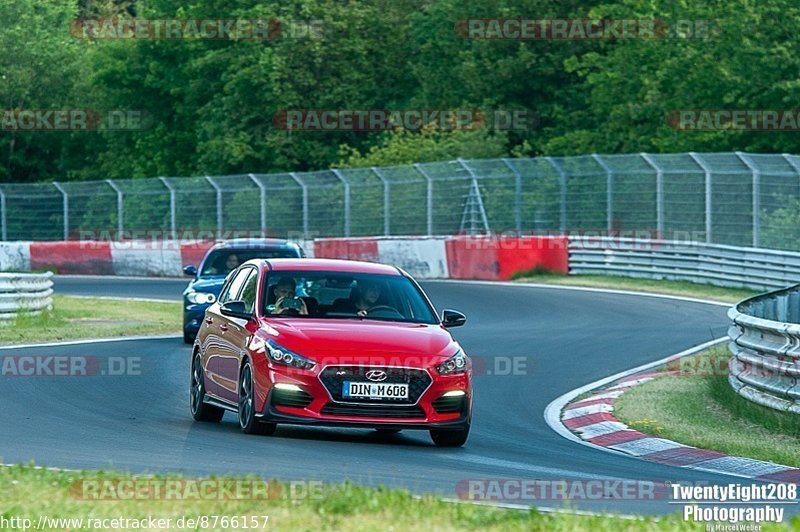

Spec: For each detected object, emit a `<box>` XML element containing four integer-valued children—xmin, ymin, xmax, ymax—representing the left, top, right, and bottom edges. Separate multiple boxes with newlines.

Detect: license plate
<box><xmin>343</xmin><ymin>381</ymin><xmax>409</xmax><ymax>400</ymax></box>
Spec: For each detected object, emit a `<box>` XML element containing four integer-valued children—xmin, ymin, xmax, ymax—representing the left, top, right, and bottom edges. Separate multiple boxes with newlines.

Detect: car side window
<box><xmin>239</xmin><ymin>269</ymin><xmax>259</xmax><ymax>314</ymax></box>
<box><xmin>219</xmin><ymin>267</ymin><xmax>251</xmax><ymax>305</ymax></box>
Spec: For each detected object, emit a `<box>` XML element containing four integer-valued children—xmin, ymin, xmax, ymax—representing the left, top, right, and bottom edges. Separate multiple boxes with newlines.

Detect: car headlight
<box><xmin>265</xmin><ymin>340</ymin><xmax>316</xmax><ymax>370</ymax></box>
<box><xmin>186</xmin><ymin>291</ymin><xmax>217</xmax><ymax>305</ymax></box>
<box><xmin>437</xmin><ymin>349</ymin><xmax>468</xmax><ymax>375</ymax></box>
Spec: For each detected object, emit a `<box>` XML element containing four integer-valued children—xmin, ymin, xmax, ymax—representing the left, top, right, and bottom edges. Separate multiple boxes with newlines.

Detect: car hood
<box><xmin>261</xmin><ymin>318</ymin><xmax>457</xmax><ymax>360</ymax></box>
<box><xmin>184</xmin><ymin>276</ymin><xmax>226</xmax><ymax>295</ymax></box>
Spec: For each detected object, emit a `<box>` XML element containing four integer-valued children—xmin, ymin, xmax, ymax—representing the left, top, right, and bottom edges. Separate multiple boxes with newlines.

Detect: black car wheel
<box><xmin>190</xmin><ymin>352</ymin><xmax>224</xmax><ymax>422</ymax></box>
<box><xmin>430</xmin><ymin>422</ymin><xmax>470</xmax><ymax>447</ymax></box>
<box><xmin>238</xmin><ymin>361</ymin><xmax>276</xmax><ymax>436</ymax></box>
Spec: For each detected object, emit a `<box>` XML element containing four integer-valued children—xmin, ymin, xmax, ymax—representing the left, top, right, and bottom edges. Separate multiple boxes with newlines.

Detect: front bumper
<box><xmin>183</xmin><ymin>303</ymin><xmax>211</xmax><ymax>334</ymax></box>
<box><xmin>252</xmin><ymin>359</ymin><xmax>472</xmax><ymax>430</ymax></box>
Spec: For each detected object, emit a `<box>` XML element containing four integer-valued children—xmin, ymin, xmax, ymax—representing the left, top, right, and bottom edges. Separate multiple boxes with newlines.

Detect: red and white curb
<box><xmin>557</xmin><ymin>368</ymin><xmax>800</xmax><ymax>484</ymax></box>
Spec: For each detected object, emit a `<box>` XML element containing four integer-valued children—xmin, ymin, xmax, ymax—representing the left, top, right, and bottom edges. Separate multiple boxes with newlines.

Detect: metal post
<box><xmin>736</xmin><ymin>152</ymin><xmax>760</xmax><ymax>248</ymax></box>
<box><xmin>159</xmin><ymin>177</ymin><xmax>176</xmax><ymax>238</ymax></box>
<box><xmin>331</xmin><ymin>169</ymin><xmax>351</xmax><ymax>237</ymax></box>
<box><xmin>689</xmin><ymin>152</ymin><xmax>712</xmax><ymax>243</ymax></box>
<box><xmin>289</xmin><ymin>172</ymin><xmax>309</xmax><ymax>239</ymax></box>
<box><xmin>53</xmin><ymin>182</ymin><xmax>69</xmax><ymax>240</ymax></box>
<box><xmin>106</xmin><ymin>179</ymin><xmax>124</xmax><ymax>238</ymax></box>
<box><xmin>205</xmin><ymin>176</ymin><xmax>223</xmax><ymax>238</ymax></box>
<box><xmin>248</xmin><ymin>173</ymin><xmax>267</xmax><ymax>234</ymax></box>
<box><xmin>413</xmin><ymin>163</ymin><xmax>434</xmax><ymax>236</ymax></box>
<box><xmin>371</xmin><ymin>167</ymin><xmax>391</xmax><ymax>236</ymax></box>
<box><xmin>0</xmin><ymin>186</ymin><xmax>6</xmax><ymax>241</ymax></box>
<box><xmin>457</xmin><ymin>159</ymin><xmax>490</xmax><ymax>234</ymax></box>
<box><xmin>640</xmin><ymin>153</ymin><xmax>664</xmax><ymax>238</ymax></box>
<box><xmin>591</xmin><ymin>154</ymin><xmax>614</xmax><ymax>234</ymax></box>
<box><xmin>545</xmin><ymin>157</ymin><xmax>567</xmax><ymax>232</ymax></box>
<box><xmin>502</xmin><ymin>158</ymin><xmax>523</xmax><ymax>233</ymax></box>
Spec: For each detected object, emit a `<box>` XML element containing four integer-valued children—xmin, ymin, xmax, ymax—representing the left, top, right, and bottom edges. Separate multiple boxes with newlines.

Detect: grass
<box><xmin>511</xmin><ymin>270</ymin><xmax>758</xmax><ymax>304</ymax></box>
<box><xmin>0</xmin><ymin>295</ymin><xmax>181</xmax><ymax>345</ymax></box>
<box><xmin>615</xmin><ymin>348</ymin><xmax>800</xmax><ymax>468</ymax></box>
<box><xmin>3</xmin><ymin>465</ymin><xmax>796</xmax><ymax>531</ymax></box>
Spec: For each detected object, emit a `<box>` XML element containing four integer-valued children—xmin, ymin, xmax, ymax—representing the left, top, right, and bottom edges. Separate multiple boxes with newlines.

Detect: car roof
<box><xmin>211</xmin><ymin>238</ymin><xmax>300</xmax><ymax>250</ymax></box>
<box><xmin>259</xmin><ymin>258</ymin><xmax>402</xmax><ymax>276</ymax></box>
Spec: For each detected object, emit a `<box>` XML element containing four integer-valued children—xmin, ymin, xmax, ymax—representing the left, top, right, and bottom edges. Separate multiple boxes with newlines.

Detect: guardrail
<box><xmin>569</xmin><ymin>236</ymin><xmax>800</xmax><ymax>291</ymax></box>
<box><xmin>0</xmin><ymin>272</ymin><xmax>54</xmax><ymax>320</ymax></box>
<box><xmin>728</xmin><ymin>286</ymin><xmax>800</xmax><ymax>414</ymax></box>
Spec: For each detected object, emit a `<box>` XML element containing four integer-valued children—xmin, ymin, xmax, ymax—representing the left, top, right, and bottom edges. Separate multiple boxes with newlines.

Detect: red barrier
<box><xmin>445</xmin><ymin>236</ymin><xmax>568</xmax><ymax>280</ymax></box>
<box><xmin>180</xmin><ymin>241</ymin><xmax>216</xmax><ymax>270</ymax></box>
<box><xmin>314</xmin><ymin>238</ymin><xmax>379</xmax><ymax>262</ymax></box>
<box><xmin>30</xmin><ymin>241</ymin><xmax>113</xmax><ymax>274</ymax></box>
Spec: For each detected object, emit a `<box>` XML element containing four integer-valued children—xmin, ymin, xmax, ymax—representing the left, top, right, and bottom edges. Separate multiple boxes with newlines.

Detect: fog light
<box><xmin>442</xmin><ymin>390</ymin><xmax>466</xmax><ymax>397</ymax></box>
<box><xmin>274</xmin><ymin>383</ymin><xmax>303</xmax><ymax>392</ymax></box>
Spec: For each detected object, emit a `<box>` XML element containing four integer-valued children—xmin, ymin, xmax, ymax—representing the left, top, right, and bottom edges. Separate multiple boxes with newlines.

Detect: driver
<box><xmin>210</xmin><ymin>253</ymin><xmax>241</xmax><ymax>275</ymax></box>
<box><xmin>273</xmin><ymin>277</ymin><xmax>308</xmax><ymax>316</ymax></box>
<box><xmin>355</xmin><ymin>280</ymin><xmax>383</xmax><ymax>312</ymax></box>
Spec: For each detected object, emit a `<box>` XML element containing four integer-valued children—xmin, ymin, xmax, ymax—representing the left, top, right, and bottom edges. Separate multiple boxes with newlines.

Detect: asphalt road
<box><xmin>0</xmin><ymin>276</ymin><xmax>771</xmax><ymax>516</ymax></box>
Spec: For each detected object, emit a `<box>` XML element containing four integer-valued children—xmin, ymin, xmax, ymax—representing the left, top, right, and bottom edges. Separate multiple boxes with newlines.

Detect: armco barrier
<box><xmin>0</xmin><ymin>272</ymin><xmax>53</xmax><ymax>319</ymax></box>
<box><xmin>569</xmin><ymin>236</ymin><xmax>800</xmax><ymax>291</ymax></box>
<box><xmin>728</xmin><ymin>285</ymin><xmax>800</xmax><ymax>414</ymax></box>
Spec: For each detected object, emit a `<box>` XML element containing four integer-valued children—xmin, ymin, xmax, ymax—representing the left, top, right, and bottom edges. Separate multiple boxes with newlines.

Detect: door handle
<box><xmin>219</xmin><ymin>324</ymin><xmax>229</xmax><ymax>332</ymax></box>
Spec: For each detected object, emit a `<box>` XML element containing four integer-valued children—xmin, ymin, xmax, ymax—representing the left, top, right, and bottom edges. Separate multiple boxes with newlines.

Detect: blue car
<box><xmin>182</xmin><ymin>239</ymin><xmax>305</xmax><ymax>343</ymax></box>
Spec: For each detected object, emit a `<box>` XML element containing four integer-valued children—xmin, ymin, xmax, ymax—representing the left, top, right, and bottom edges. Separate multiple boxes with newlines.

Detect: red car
<box><xmin>190</xmin><ymin>258</ymin><xmax>472</xmax><ymax>447</ymax></box>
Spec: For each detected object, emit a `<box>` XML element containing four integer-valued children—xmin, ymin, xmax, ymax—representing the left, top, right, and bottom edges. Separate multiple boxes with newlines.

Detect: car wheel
<box><xmin>430</xmin><ymin>423</ymin><xmax>470</xmax><ymax>447</ymax></box>
<box><xmin>238</xmin><ymin>361</ymin><xmax>276</xmax><ymax>436</ymax></box>
<box><xmin>183</xmin><ymin>331</ymin><xmax>195</xmax><ymax>344</ymax></box>
<box><xmin>190</xmin><ymin>352</ymin><xmax>224</xmax><ymax>422</ymax></box>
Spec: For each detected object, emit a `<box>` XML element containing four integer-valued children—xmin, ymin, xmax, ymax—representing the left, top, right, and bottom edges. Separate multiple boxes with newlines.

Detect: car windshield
<box><xmin>200</xmin><ymin>249</ymin><xmax>298</xmax><ymax>277</ymax></box>
<box><xmin>262</xmin><ymin>271</ymin><xmax>438</xmax><ymax>324</ymax></box>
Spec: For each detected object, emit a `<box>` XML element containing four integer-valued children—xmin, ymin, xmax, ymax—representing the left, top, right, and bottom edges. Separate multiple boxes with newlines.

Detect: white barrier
<box><xmin>0</xmin><ymin>242</ymin><xmax>31</xmax><ymax>272</ymax></box>
<box><xmin>376</xmin><ymin>238</ymin><xmax>449</xmax><ymax>279</ymax></box>
<box><xmin>110</xmin><ymin>243</ymin><xmax>182</xmax><ymax>277</ymax></box>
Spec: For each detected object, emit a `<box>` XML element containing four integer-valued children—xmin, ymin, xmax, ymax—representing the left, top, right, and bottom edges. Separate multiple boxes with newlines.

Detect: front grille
<box><xmin>321</xmin><ymin>403</ymin><xmax>426</xmax><ymax>419</ymax></box>
<box><xmin>319</xmin><ymin>366</ymin><xmax>432</xmax><ymax>404</ymax></box>
<box><xmin>272</xmin><ymin>388</ymin><xmax>314</xmax><ymax>409</ymax></box>
<box><xmin>432</xmin><ymin>394</ymin><xmax>466</xmax><ymax>414</ymax></box>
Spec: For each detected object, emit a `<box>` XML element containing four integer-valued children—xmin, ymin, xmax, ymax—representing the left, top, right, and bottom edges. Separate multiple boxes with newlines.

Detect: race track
<box><xmin>0</xmin><ymin>276</ymin><xmax>766</xmax><ymax>516</ymax></box>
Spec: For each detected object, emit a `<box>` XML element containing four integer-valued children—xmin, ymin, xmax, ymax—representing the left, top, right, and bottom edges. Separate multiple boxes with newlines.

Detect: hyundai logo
<box><xmin>365</xmin><ymin>370</ymin><xmax>387</xmax><ymax>382</ymax></box>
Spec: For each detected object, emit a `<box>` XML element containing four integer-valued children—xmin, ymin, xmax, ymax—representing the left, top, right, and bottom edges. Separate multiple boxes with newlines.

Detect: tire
<box><xmin>183</xmin><ymin>331</ymin><xmax>195</xmax><ymax>344</ymax></box>
<box><xmin>190</xmin><ymin>352</ymin><xmax>224</xmax><ymax>422</ymax></box>
<box><xmin>430</xmin><ymin>423</ymin><xmax>470</xmax><ymax>447</ymax></box>
<box><xmin>238</xmin><ymin>361</ymin><xmax>276</xmax><ymax>436</ymax></box>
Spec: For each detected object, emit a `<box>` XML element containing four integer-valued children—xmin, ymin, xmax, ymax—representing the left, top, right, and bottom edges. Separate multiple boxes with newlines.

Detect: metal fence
<box><xmin>728</xmin><ymin>285</ymin><xmax>800</xmax><ymax>414</ymax></box>
<box><xmin>4</xmin><ymin>152</ymin><xmax>800</xmax><ymax>250</ymax></box>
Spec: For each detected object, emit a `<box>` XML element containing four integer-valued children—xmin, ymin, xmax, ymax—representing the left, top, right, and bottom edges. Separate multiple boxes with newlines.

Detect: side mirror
<box><xmin>183</xmin><ymin>265</ymin><xmax>197</xmax><ymax>277</ymax></box>
<box><xmin>441</xmin><ymin>309</ymin><xmax>466</xmax><ymax>328</ymax></box>
<box><xmin>220</xmin><ymin>301</ymin><xmax>252</xmax><ymax>320</ymax></box>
